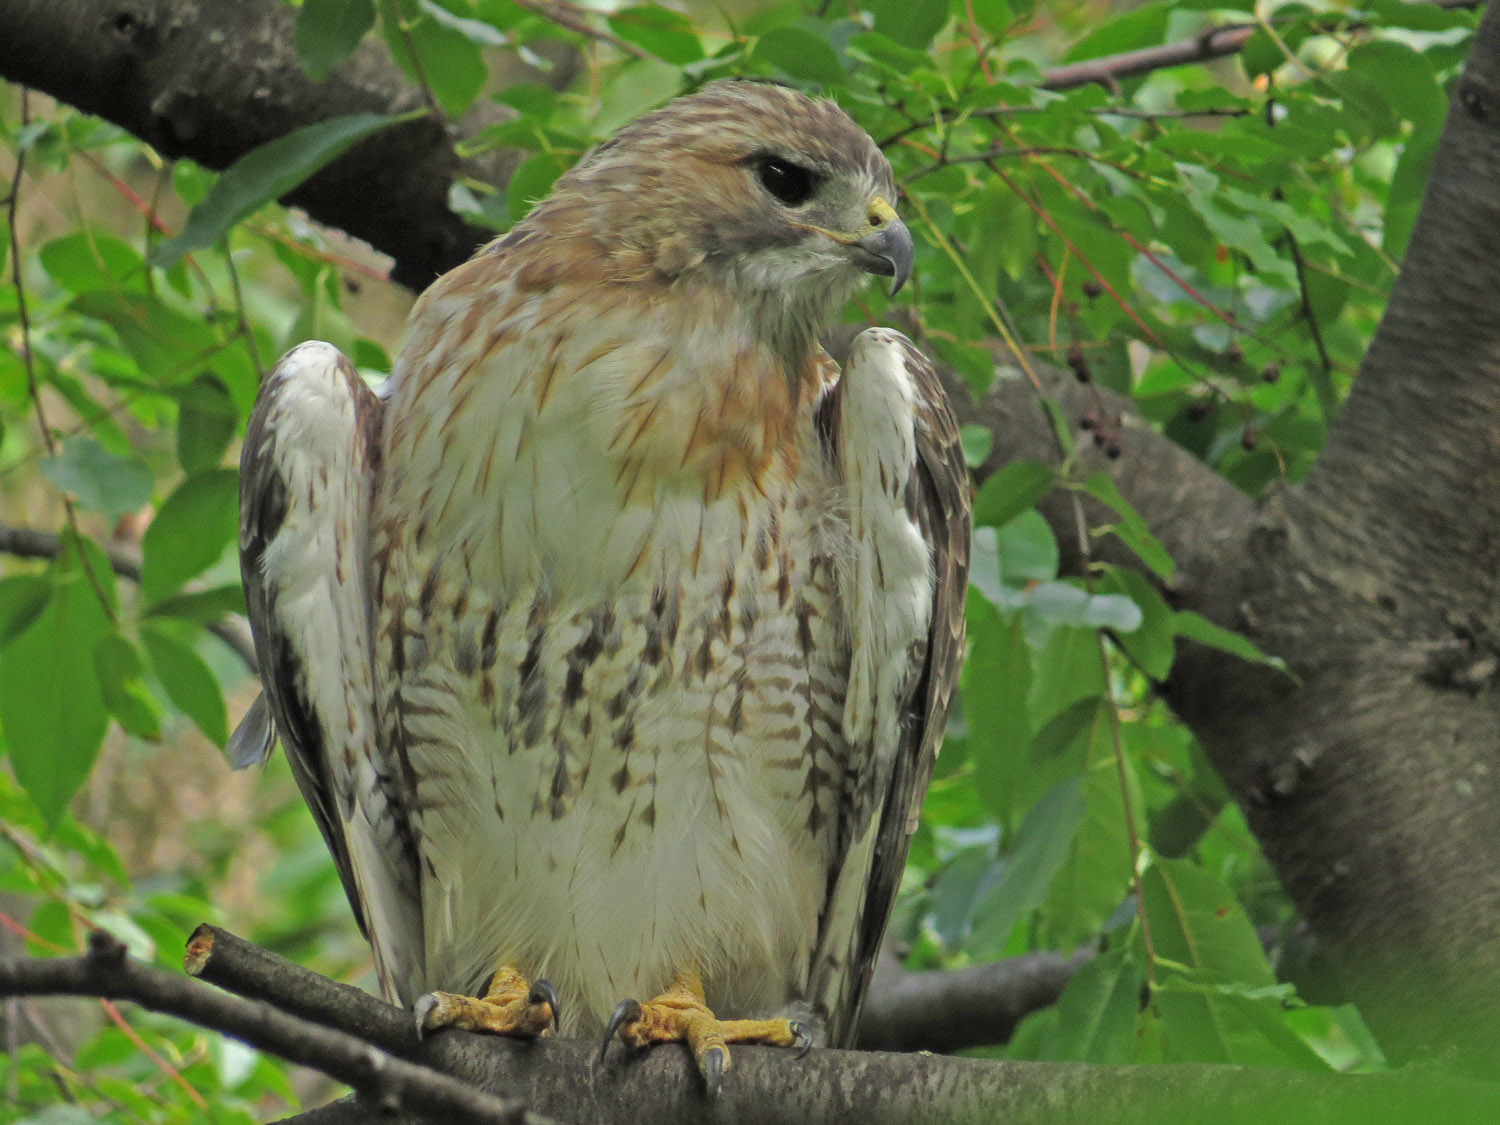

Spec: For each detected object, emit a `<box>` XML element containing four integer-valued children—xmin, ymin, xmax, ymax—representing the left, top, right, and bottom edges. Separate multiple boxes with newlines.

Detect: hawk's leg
<box><xmin>599</xmin><ymin>969</ymin><xmax>811</xmax><ymax>1096</ymax></box>
<box><xmin>414</xmin><ymin>966</ymin><xmax>558</xmax><ymax>1039</ymax></box>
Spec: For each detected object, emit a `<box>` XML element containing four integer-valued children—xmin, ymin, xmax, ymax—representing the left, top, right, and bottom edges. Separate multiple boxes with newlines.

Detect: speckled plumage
<box><xmin>236</xmin><ymin>81</ymin><xmax>970</xmax><ymax>1048</ymax></box>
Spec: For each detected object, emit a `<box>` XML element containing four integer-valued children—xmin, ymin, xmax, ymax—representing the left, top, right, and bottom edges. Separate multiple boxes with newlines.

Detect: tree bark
<box><xmin>1156</xmin><ymin>5</ymin><xmax>1500</xmax><ymax>1071</ymax></box>
<box><xmin>10</xmin><ymin>927</ymin><xmax>1489</xmax><ymax>1123</ymax></box>
<box><xmin>5</xmin><ymin>0</ymin><xmax>1500</xmax><ymax>1086</ymax></box>
<box><xmin>0</xmin><ymin>0</ymin><xmax>527</xmax><ymax>289</ymax></box>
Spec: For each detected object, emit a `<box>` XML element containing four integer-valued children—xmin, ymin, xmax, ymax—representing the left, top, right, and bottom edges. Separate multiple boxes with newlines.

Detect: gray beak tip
<box><xmin>856</xmin><ymin>217</ymin><xmax>914</xmax><ymax>298</ymax></box>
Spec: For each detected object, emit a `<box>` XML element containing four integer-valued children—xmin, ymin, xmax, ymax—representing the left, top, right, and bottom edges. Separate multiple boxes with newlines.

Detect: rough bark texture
<box><xmin>6</xmin><ymin>0</ymin><xmax>1500</xmax><ymax>1094</ymax></box>
<box><xmin>1157</xmin><ymin>10</ymin><xmax>1500</xmax><ymax>1071</ymax></box>
<box><xmin>168</xmin><ymin>927</ymin><xmax>1499</xmax><ymax>1124</ymax></box>
<box><xmin>280</xmin><ymin>1049</ymin><xmax>1500</xmax><ymax>1125</ymax></box>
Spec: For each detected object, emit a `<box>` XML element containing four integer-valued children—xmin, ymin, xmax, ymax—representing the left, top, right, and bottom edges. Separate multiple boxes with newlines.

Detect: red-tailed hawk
<box><xmin>233</xmin><ymin>80</ymin><xmax>969</xmax><ymax>1092</ymax></box>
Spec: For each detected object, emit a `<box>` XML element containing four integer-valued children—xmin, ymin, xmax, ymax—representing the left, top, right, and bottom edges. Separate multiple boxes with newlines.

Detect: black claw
<box><xmin>703</xmin><ymin>1045</ymin><xmax>726</xmax><ymax>1098</ymax></box>
<box><xmin>791</xmin><ymin>1021</ymin><xmax>813</xmax><ymax>1059</ymax></box>
<box><xmin>412</xmin><ymin>994</ymin><xmax>438</xmax><ymax>1041</ymax></box>
<box><xmin>600</xmin><ymin>998</ymin><xmax>642</xmax><ymax>1062</ymax></box>
<box><xmin>529</xmin><ymin>978</ymin><xmax>561</xmax><ymax>1032</ymax></box>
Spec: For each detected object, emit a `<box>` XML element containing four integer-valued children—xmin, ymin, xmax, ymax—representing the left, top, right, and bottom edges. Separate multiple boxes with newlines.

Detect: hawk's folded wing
<box><xmin>811</xmin><ymin>329</ymin><xmax>971</xmax><ymax>1046</ymax></box>
<box><xmin>234</xmin><ymin>342</ymin><xmax>421</xmax><ymax>1001</ymax></box>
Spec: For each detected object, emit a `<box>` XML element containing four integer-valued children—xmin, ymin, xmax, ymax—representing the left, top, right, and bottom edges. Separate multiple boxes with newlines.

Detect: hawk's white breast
<box><xmin>370</xmin><ymin>279</ymin><xmax>854</xmax><ymax>1031</ymax></box>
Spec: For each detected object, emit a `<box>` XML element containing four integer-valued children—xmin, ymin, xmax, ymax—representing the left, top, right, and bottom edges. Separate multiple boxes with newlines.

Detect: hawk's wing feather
<box><xmin>812</xmin><ymin>330</ymin><xmax>971</xmax><ymax>1047</ymax></box>
<box><xmin>237</xmin><ymin>342</ymin><xmax>422</xmax><ymax>1000</ymax></box>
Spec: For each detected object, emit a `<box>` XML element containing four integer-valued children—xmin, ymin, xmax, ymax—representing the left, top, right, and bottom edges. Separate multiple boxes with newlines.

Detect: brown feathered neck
<box><xmin>479</xmin><ymin>81</ymin><xmax>892</xmax><ymax>373</ymax></box>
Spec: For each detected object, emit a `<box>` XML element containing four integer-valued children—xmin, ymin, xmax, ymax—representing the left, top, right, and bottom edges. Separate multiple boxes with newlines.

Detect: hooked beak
<box><xmin>853</xmin><ymin>197</ymin><xmax>913</xmax><ymax>296</ymax></box>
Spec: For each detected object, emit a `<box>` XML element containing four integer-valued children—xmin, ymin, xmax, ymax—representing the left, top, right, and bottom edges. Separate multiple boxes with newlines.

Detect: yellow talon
<box><xmin>414</xmin><ymin>965</ymin><xmax>558</xmax><ymax>1039</ymax></box>
<box><xmin>598</xmin><ymin>969</ymin><xmax>811</xmax><ymax>1097</ymax></box>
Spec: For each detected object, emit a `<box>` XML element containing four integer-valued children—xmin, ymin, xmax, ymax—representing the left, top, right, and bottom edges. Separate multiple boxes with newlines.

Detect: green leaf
<box><xmin>69</xmin><ymin>290</ymin><xmax>222</xmax><ymax>386</ymax></box>
<box><xmin>1039</xmin><ymin>398</ymin><xmax>1075</xmax><ymax>457</ymax></box>
<box><xmin>1173</xmin><ymin>610</ymin><xmax>1291</xmax><ymax>676</ymax></box>
<box><xmin>967</xmin><ymin>0</ymin><xmax>1013</xmax><ymax>38</ymax></box>
<box><xmin>1032</xmin><ymin>944</ymin><xmax>1144</xmax><ymax>1062</ymax></box>
<box><xmin>1238</xmin><ymin>28</ymin><xmax>1282</xmax><ymax>80</ymax></box>
<box><xmin>1098</xmin><ymin>566</ymin><xmax>1175</xmax><ymax>679</ymax></box>
<box><xmin>1044</xmin><ymin>754</ymin><xmax>1136</xmax><ymax>945</ymax></box>
<box><xmin>1144</xmin><ymin>857</ymin><xmax>1273</xmax><ymax>986</ymax></box>
<box><xmin>968</xmin><ymin>777</ymin><xmax>1087</xmax><ymax>956</ymax></box>
<box><xmin>153</xmin><ymin>112</ymin><xmax>418</xmax><ymax>269</ymax></box>
<box><xmin>51</xmin><ymin>815</ymin><xmax>131</xmax><ymax>888</ymax></box>
<box><xmin>1030</xmin><ymin>625</ymin><xmax>1106</xmax><ymax>727</ymax></box>
<box><xmin>1062</xmin><ymin>1</ymin><xmax>1167</xmax><ymax>63</ymax></box>
<box><xmin>144</xmin><ymin>584</ymin><xmax>248</xmax><ymax>625</ymax></box>
<box><xmin>294</xmin><ymin>0</ymin><xmax>376</xmax><ymax>80</ymax></box>
<box><xmin>995</xmin><ymin>510</ymin><xmax>1059</xmax><ymax>586</ymax></box>
<box><xmin>1081</xmin><ymin>471</ymin><xmax>1175</xmax><ymax>580</ymax></box>
<box><xmin>930</xmin><ymin>843</ymin><xmax>997</xmax><ymax>951</ymax></box>
<box><xmin>39</xmin><ymin>437</ymin><xmax>153</xmax><ymax>523</ymax></box>
<box><xmin>93</xmin><ymin>634</ymin><xmax>163</xmax><ymax>742</ymax></box>
<box><xmin>1145</xmin><ymin>858</ymin><xmax>1329</xmax><ymax>1068</ymax></box>
<box><xmin>592</xmin><ymin>58</ymin><xmax>683</xmax><ymax>136</ymax></box>
<box><xmin>608</xmin><ymin>5</ymin><xmax>703</xmax><ymax>64</ymax></box>
<box><xmin>0</xmin><ymin>534</ymin><xmax>114</xmax><ymax>826</ymax></box>
<box><xmin>140</xmin><ymin>469</ymin><xmax>240</xmax><ymax>603</ymax></box>
<box><xmin>869</xmin><ymin>0</ymin><xmax>949</xmax><ymax>49</ymax></box>
<box><xmin>389</xmin><ymin>4</ymin><xmax>489</xmax><ymax>118</ymax></box>
<box><xmin>959</xmin><ymin>424</ymin><xmax>992</xmax><ymax>468</ymax></box>
<box><xmin>141</xmin><ymin>625</ymin><xmax>229</xmax><ymax>747</ymax></box>
<box><xmin>1014</xmin><ymin>696</ymin><xmax>1105</xmax><ymax>821</ymax></box>
<box><xmin>973</xmin><ymin>459</ymin><xmax>1055</xmax><ymax>529</ymax></box>
<box><xmin>964</xmin><ymin>600</ymin><xmax>1033</xmax><ymax>825</ymax></box>
<box><xmin>1384</xmin><ymin>133</ymin><xmax>1439</xmax><ymax>260</ymax></box>
<box><xmin>419</xmin><ymin>0</ymin><xmax>509</xmax><ymax>45</ymax></box>
<box><xmin>175</xmin><ymin>376</ymin><xmax>238</xmax><ymax>473</ymax></box>
<box><xmin>1023</xmin><ymin>581</ymin><xmax>1142</xmax><ymax>632</ymax></box>
<box><xmin>0</xmin><ymin>575</ymin><xmax>53</xmax><ymax>645</ymax></box>
<box><xmin>753</xmin><ymin>27</ymin><xmax>845</xmax><ymax>86</ymax></box>
<box><xmin>507</xmin><ymin>152</ymin><xmax>572</xmax><ymax>223</ymax></box>
<box><xmin>38</xmin><ymin>232</ymin><xmax>148</xmax><ymax>295</ymax></box>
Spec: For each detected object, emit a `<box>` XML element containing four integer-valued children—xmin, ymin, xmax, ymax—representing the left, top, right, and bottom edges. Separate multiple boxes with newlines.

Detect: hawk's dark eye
<box><xmin>756</xmin><ymin>157</ymin><xmax>816</xmax><ymax>206</ymax></box>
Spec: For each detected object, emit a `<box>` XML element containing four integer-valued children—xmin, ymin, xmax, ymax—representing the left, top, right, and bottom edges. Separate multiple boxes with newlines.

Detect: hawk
<box><xmin>233</xmin><ymin>80</ymin><xmax>970</xmax><ymax>1091</ymax></box>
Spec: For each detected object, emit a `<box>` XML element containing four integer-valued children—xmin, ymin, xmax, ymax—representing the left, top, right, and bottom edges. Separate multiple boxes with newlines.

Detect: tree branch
<box><xmin>159</xmin><ymin>927</ymin><xmax>1500</xmax><ymax>1125</ymax></box>
<box><xmin>0</xmin><ymin>930</ymin><xmax>547</xmax><ymax>1123</ymax></box>
<box><xmin>0</xmin><ymin>0</ymin><xmax>530</xmax><ymax>289</ymax></box>
<box><xmin>857</xmin><ymin>947</ymin><xmax>1090</xmax><ymax>1054</ymax></box>
<box><xmin>1149</xmin><ymin>0</ymin><xmax>1500</xmax><ymax>1072</ymax></box>
<box><xmin>1041</xmin><ymin>25</ymin><xmax>1254</xmax><ymax>92</ymax></box>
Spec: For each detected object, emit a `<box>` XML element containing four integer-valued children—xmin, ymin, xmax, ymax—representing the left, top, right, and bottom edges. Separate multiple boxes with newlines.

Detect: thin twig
<box><xmin>98</xmin><ymin>998</ymin><xmax>207</xmax><ymax>1110</ymax></box>
<box><xmin>382</xmin><ymin>0</ymin><xmax>445</xmax><ymax>122</ymax></box>
<box><xmin>223</xmin><ymin>245</ymin><xmax>264</xmax><ymax>378</ymax></box>
<box><xmin>905</xmin><ymin>191</ymin><xmax>1043</xmax><ymax>393</ymax></box>
<box><xmin>8</xmin><ymin>90</ymin><xmax>56</xmax><ymax>462</ymax></box>
<box><xmin>1041</xmin><ymin>25</ymin><xmax>1255</xmax><ymax>92</ymax></box>
<box><xmin>6</xmin><ymin>89</ymin><xmax>119</xmax><ymax>623</ymax></box>
<box><xmin>509</xmin><ymin>0</ymin><xmax>652</xmax><ymax>60</ymax></box>
<box><xmin>991</xmin><ymin>164</ymin><xmax>1161</xmax><ymax>345</ymax></box>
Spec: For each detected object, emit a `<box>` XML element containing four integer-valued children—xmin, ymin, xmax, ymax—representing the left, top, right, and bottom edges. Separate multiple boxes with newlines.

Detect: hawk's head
<box><xmin>511</xmin><ymin>81</ymin><xmax>911</xmax><ymax>358</ymax></box>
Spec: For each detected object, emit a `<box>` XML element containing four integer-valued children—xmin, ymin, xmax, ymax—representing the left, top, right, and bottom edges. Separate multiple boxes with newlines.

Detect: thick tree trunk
<box><xmin>1158</xmin><ymin>11</ymin><xmax>1500</xmax><ymax>1070</ymax></box>
<box><xmin>5</xmin><ymin>0</ymin><xmax>1500</xmax><ymax>1084</ymax></box>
